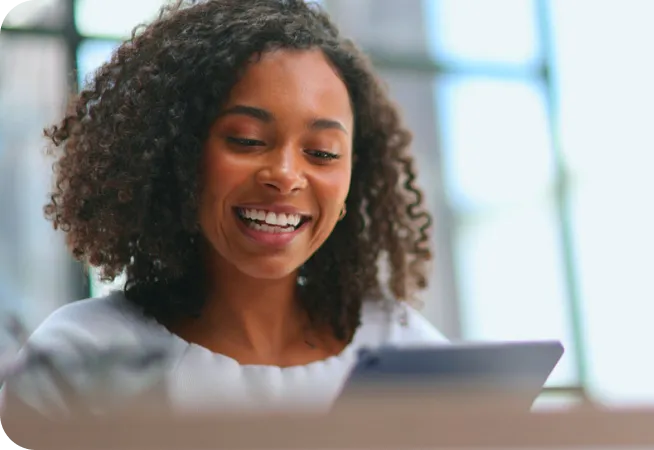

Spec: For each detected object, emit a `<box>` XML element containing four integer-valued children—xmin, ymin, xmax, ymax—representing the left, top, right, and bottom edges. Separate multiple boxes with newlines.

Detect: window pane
<box><xmin>77</xmin><ymin>39</ymin><xmax>120</xmax><ymax>87</ymax></box>
<box><xmin>551</xmin><ymin>0</ymin><xmax>654</xmax><ymax>178</ymax></box>
<box><xmin>571</xmin><ymin>173</ymin><xmax>654</xmax><ymax>404</ymax></box>
<box><xmin>552</xmin><ymin>0</ymin><xmax>654</xmax><ymax>405</ymax></box>
<box><xmin>455</xmin><ymin>199</ymin><xmax>577</xmax><ymax>386</ymax></box>
<box><xmin>424</xmin><ymin>0</ymin><xmax>540</xmax><ymax>66</ymax></box>
<box><xmin>3</xmin><ymin>0</ymin><xmax>66</xmax><ymax>29</ymax></box>
<box><xmin>76</xmin><ymin>0</ymin><xmax>167</xmax><ymax>38</ymax></box>
<box><xmin>436</xmin><ymin>76</ymin><xmax>555</xmax><ymax>214</ymax></box>
<box><xmin>0</xmin><ymin>35</ymin><xmax>72</xmax><ymax>335</ymax></box>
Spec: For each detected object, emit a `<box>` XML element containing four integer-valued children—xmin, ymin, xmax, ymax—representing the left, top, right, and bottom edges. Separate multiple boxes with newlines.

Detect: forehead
<box><xmin>224</xmin><ymin>49</ymin><xmax>353</xmax><ymax>127</ymax></box>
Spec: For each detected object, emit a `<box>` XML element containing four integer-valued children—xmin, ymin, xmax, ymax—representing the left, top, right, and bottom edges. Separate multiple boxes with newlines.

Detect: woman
<box><xmin>4</xmin><ymin>0</ymin><xmax>446</xmax><ymax>416</ymax></box>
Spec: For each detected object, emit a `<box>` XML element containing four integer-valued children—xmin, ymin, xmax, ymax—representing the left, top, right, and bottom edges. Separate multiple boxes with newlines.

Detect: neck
<box><xmin>181</xmin><ymin>252</ymin><xmax>307</xmax><ymax>360</ymax></box>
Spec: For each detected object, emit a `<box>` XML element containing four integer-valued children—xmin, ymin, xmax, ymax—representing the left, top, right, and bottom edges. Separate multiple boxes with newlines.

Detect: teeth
<box><xmin>248</xmin><ymin>222</ymin><xmax>295</xmax><ymax>233</ymax></box>
<box><xmin>286</xmin><ymin>214</ymin><xmax>300</xmax><ymax>227</ymax></box>
<box><xmin>240</xmin><ymin>208</ymin><xmax>302</xmax><ymax>227</ymax></box>
<box><xmin>277</xmin><ymin>214</ymin><xmax>288</xmax><ymax>227</ymax></box>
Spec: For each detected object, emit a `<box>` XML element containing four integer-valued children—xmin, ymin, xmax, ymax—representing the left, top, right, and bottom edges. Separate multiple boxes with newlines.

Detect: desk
<box><xmin>4</xmin><ymin>394</ymin><xmax>654</xmax><ymax>449</ymax></box>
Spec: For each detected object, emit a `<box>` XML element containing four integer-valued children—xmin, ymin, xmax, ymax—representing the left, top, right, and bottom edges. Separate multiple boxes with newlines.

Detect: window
<box><xmin>423</xmin><ymin>0</ymin><xmax>654</xmax><ymax>403</ymax></box>
<box><xmin>436</xmin><ymin>76</ymin><xmax>553</xmax><ymax>212</ymax></box>
<box><xmin>425</xmin><ymin>0</ymin><xmax>540</xmax><ymax>67</ymax></box>
<box><xmin>424</xmin><ymin>0</ymin><xmax>580</xmax><ymax>389</ymax></box>
<box><xmin>550</xmin><ymin>0</ymin><xmax>654</xmax><ymax>404</ymax></box>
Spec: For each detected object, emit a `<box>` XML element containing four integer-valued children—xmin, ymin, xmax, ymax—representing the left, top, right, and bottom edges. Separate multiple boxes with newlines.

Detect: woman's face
<box><xmin>199</xmin><ymin>49</ymin><xmax>354</xmax><ymax>280</ymax></box>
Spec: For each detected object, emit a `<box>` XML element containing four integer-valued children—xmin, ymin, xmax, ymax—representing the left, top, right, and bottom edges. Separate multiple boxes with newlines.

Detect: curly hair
<box><xmin>44</xmin><ymin>0</ymin><xmax>433</xmax><ymax>342</ymax></box>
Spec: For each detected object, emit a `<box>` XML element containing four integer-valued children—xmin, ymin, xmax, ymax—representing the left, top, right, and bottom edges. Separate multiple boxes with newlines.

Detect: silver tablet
<box><xmin>337</xmin><ymin>340</ymin><xmax>564</xmax><ymax>409</ymax></box>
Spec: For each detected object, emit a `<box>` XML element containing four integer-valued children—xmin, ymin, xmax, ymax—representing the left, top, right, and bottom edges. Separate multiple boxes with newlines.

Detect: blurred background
<box><xmin>1</xmin><ymin>0</ymin><xmax>654</xmax><ymax>409</ymax></box>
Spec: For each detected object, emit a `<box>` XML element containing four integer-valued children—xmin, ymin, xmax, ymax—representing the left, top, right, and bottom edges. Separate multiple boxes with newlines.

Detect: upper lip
<box><xmin>234</xmin><ymin>204</ymin><xmax>312</xmax><ymax>217</ymax></box>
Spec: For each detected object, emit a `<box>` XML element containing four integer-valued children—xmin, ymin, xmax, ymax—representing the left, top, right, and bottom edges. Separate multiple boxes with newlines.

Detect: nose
<box><xmin>255</xmin><ymin>146</ymin><xmax>307</xmax><ymax>195</ymax></box>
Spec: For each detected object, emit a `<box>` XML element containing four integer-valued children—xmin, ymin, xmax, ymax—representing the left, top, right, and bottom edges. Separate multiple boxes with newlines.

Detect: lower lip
<box><xmin>233</xmin><ymin>211</ymin><xmax>308</xmax><ymax>248</ymax></box>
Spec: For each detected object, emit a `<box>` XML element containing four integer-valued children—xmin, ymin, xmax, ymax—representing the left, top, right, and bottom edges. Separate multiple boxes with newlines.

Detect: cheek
<box><xmin>202</xmin><ymin>148</ymin><xmax>250</xmax><ymax>201</ymax></box>
<box><xmin>199</xmin><ymin>148</ymin><xmax>252</xmax><ymax>235</ymax></box>
<box><xmin>314</xmin><ymin>167</ymin><xmax>352</xmax><ymax>219</ymax></box>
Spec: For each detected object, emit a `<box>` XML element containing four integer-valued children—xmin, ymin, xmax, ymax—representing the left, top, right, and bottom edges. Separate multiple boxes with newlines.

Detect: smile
<box><xmin>233</xmin><ymin>207</ymin><xmax>312</xmax><ymax>247</ymax></box>
<box><xmin>236</xmin><ymin>207</ymin><xmax>308</xmax><ymax>231</ymax></box>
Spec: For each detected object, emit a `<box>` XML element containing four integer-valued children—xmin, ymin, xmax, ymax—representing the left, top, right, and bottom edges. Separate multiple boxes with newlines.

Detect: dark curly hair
<box><xmin>44</xmin><ymin>0</ymin><xmax>433</xmax><ymax>342</ymax></box>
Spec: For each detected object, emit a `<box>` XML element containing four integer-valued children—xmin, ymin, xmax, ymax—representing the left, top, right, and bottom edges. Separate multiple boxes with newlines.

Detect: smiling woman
<box><xmin>2</xmin><ymin>0</ymin><xmax>447</xmax><ymax>416</ymax></box>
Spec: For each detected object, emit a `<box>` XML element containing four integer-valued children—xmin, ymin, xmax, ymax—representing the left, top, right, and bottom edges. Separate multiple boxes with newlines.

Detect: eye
<box><xmin>305</xmin><ymin>149</ymin><xmax>341</xmax><ymax>161</ymax></box>
<box><xmin>226</xmin><ymin>137</ymin><xmax>265</xmax><ymax>147</ymax></box>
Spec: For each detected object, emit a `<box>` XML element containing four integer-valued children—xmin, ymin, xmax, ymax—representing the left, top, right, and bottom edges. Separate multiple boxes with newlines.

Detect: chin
<box><xmin>235</xmin><ymin>258</ymin><xmax>301</xmax><ymax>281</ymax></box>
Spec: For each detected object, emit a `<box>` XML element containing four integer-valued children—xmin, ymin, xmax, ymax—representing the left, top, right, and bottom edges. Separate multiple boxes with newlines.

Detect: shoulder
<box><xmin>2</xmin><ymin>292</ymin><xmax>177</xmax><ymax>417</ymax></box>
<box><xmin>25</xmin><ymin>291</ymin><xmax>161</xmax><ymax>351</ymax></box>
<box><xmin>357</xmin><ymin>298</ymin><xmax>449</xmax><ymax>348</ymax></box>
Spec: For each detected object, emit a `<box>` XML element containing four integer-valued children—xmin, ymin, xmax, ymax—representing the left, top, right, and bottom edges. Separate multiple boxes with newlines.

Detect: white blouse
<box><xmin>4</xmin><ymin>292</ymin><xmax>448</xmax><ymax>416</ymax></box>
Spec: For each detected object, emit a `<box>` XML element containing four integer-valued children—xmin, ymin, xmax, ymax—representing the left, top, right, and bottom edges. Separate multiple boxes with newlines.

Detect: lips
<box><xmin>232</xmin><ymin>206</ymin><xmax>312</xmax><ymax>248</ymax></box>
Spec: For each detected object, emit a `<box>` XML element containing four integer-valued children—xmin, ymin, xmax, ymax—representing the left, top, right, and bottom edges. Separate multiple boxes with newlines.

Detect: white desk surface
<box><xmin>4</xmin><ymin>394</ymin><xmax>654</xmax><ymax>450</ymax></box>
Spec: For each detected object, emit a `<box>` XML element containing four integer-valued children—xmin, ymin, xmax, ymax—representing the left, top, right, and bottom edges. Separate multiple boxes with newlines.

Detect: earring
<box><xmin>338</xmin><ymin>205</ymin><xmax>347</xmax><ymax>221</ymax></box>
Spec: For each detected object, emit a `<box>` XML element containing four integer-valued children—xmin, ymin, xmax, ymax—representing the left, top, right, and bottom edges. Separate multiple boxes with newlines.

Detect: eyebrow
<box><xmin>219</xmin><ymin>104</ymin><xmax>349</xmax><ymax>135</ymax></box>
<box><xmin>310</xmin><ymin>118</ymin><xmax>348</xmax><ymax>135</ymax></box>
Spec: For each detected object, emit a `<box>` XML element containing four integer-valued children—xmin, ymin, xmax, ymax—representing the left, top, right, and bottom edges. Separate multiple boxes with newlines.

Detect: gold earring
<box><xmin>338</xmin><ymin>205</ymin><xmax>347</xmax><ymax>221</ymax></box>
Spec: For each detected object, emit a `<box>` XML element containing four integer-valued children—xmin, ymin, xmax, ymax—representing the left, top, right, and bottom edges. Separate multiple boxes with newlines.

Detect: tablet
<box><xmin>336</xmin><ymin>340</ymin><xmax>564</xmax><ymax>410</ymax></box>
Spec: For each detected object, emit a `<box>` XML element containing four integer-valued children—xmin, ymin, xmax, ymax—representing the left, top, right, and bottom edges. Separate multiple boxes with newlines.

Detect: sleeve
<box><xmin>387</xmin><ymin>302</ymin><xmax>450</xmax><ymax>346</ymax></box>
<box><xmin>1</xmin><ymin>296</ymin><xmax>178</xmax><ymax>419</ymax></box>
<box><xmin>1</xmin><ymin>311</ymin><xmax>96</xmax><ymax>419</ymax></box>
<box><xmin>4</xmin><ymin>297</ymin><xmax>176</xmax><ymax>417</ymax></box>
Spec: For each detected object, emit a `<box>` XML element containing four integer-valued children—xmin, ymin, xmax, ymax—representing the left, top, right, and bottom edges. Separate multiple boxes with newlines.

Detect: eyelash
<box><xmin>226</xmin><ymin>137</ymin><xmax>341</xmax><ymax>161</ymax></box>
<box><xmin>305</xmin><ymin>150</ymin><xmax>340</xmax><ymax>161</ymax></box>
<box><xmin>226</xmin><ymin>137</ymin><xmax>264</xmax><ymax>147</ymax></box>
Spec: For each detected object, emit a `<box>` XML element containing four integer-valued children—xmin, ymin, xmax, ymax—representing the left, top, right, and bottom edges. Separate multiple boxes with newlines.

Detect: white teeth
<box><xmin>289</xmin><ymin>214</ymin><xmax>300</xmax><ymax>226</ymax></box>
<box><xmin>239</xmin><ymin>208</ymin><xmax>303</xmax><ymax>228</ymax></box>
<box><xmin>248</xmin><ymin>222</ymin><xmax>295</xmax><ymax>233</ymax></box>
<box><xmin>277</xmin><ymin>213</ymin><xmax>288</xmax><ymax>227</ymax></box>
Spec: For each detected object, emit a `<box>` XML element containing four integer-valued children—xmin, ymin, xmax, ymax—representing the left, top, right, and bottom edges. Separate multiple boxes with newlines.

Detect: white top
<box><xmin>4</xmin><ymin>292</ymin><xmax>448</xmax><ymax>416</ymax></box>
